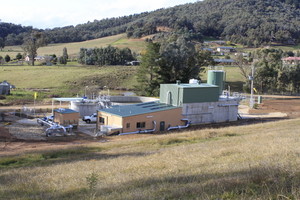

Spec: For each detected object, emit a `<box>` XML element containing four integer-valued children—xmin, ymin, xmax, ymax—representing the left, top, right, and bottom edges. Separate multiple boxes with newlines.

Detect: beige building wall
<box><xmin>97</xmin><ymin>107</ymin><xmax>184</xmax><ymax>133</ymax></box>
<box><xmin>54</xmin><ymin>112</ymin><xmax>80</xmax><ymax>127</ymax></box>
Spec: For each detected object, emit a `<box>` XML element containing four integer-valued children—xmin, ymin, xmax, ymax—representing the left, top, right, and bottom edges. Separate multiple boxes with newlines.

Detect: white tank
<box><xmin>189</xmin><ymin>79</ymin><xmax>200</xmax><ymax>84</ymax></box>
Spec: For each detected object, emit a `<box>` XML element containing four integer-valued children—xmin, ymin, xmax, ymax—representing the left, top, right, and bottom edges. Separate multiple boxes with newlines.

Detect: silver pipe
<box><xmin>119</xmin><ymin>121</ymin><xmax>156</xmax><ymax>136</ymax></box>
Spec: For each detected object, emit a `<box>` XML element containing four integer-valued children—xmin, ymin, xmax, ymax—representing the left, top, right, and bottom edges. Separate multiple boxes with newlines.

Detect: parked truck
<box><xmin>82</xmin><ymin>113</ymin><xmax>97</xmax><ymax>123</ymax></box>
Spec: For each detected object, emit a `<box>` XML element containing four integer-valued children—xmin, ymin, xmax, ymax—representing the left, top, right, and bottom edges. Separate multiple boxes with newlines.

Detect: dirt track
<box><xmin>1</xmin><ymin>97</ymin><xmax>300</xmax><ymax>156</ymax></box>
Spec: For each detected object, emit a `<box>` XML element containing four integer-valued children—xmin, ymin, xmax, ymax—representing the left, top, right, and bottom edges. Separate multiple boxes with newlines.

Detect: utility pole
<box><xmin>249</xmin><ymin>62</ymin><xmax>255</xmax><ymax>108</ymax></box>
<box><xmin>85</xmin><ymin>49</ymin><xmax>87</xmax><ymax>65</ymax></box>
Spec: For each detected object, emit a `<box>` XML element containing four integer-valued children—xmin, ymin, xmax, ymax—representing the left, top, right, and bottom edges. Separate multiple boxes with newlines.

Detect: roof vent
<box><xmin>176</xmin><ymin>80</ymin><xmax>181</xmax><ymax>85</ymax></box>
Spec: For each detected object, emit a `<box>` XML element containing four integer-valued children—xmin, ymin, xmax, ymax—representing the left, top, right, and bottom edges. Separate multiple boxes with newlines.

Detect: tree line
<box><xmin>252</xmin><ymin>48</ymin><xmax>300</xmax><ymax>94</ymax></box>
<box><xmin>78</xmin><ymin>46</ymin><xmax>135</xmax><ymax>66</ymax></box>
<box><xmin>2</xmin><ymin>0</ymin><xmax>300</xmax><ymax>47</ymax></box>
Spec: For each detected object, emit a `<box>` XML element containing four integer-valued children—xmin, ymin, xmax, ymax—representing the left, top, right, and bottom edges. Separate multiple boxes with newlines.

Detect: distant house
<box><xmin>282</xmin><ymin>57</ymin><xmax>300</xmax><ymax>65</ymax></box>
<box><xmin>25</xmin><ymin>55</ymin><xmax>54</xmax><ymax>64</ymax></box>
<box><xmin>217</xmin><ymin>46</ymin><xmax>236</xmax><ymax>53</ymax></box>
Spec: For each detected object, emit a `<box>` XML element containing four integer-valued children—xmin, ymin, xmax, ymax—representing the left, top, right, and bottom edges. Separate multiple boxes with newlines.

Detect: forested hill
<box><xmin>1</xmin><ymin>0</ymin><xmax>300</xmax><ymax>47</ymax></box>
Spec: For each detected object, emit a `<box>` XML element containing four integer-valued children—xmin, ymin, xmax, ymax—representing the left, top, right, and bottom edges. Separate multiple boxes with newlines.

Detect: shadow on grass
<box><xmin>1</xmin><ymin>164</ymin><xmax>299</xmax><ymax>199</ymax></box>
<box><xmin>0</xmin><ymin>146</ymin><xmax>153</xmax><ymax>169</ymax></box>
<box><xmin>97</xmin><ymin>165</ymin><xmax>300</xmax><ymax>199</ymax></box>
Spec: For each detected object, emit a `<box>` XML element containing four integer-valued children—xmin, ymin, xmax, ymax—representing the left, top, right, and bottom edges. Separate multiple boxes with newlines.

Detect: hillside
<box><xmin>1</xmin><ymin>0</ymin><xmax>300</xmax><ymax>47</ymax></box>
<box><xmin>0</xmin><ymin>34</ymin><xmax>146</xmax><ymax>58</ymax></box>
<box><xmin>0</xmin><ymin>118</ymin><xmax>299</xmax><ymax>199</ymax></box>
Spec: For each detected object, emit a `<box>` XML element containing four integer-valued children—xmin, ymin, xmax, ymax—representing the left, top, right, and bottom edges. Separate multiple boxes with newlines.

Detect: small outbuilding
<box><xmin>0</xmin><ymin>80</ymin><xmax>15</xmax><ymax>95</ymax></box>
<box><xmin>53</xmin><ymin>108</ymin><xmax>80</xmax><ymax>128</ymax></box>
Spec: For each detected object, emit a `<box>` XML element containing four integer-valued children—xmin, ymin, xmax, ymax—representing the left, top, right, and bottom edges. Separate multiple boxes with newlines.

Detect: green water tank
<box><xmin>207</xmin><ymin>70</ymin><xmax>225</xmax><ymax>95</ymax></box>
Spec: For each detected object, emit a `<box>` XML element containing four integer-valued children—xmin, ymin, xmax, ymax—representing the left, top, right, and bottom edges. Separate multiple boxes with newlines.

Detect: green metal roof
<box><xmin>160</xmin><ymin>83</ymin><xmax>220</xmax><ymax>106</ymax></box>
<box><xmin>172</xmin><ymin>83</ymin><xmax>218</xmax><ymax>88</ymax></box>
<box><xmin>99</xmin><ymin>101</ymin><xmax>179</xmax><ymax>117</ymax></box>
<box><xmin>54</xmin><ymin>108</ymin><xmax>79</xmax><ymax>114</ymax></box>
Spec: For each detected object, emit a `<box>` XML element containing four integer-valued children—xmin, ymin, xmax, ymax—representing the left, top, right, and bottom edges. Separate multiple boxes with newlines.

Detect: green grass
<box><xmin>0</xmin><ymin>147</ymin><xmax>103</xmax><ymax>169</ymax></box>
<box><xmin>0</xmin><ymin>118</ymin><xmax>299</xmax><ymax>199</ymax></box>
<box><xmin>0</xmin><ymin>65</ymin><xmax>138</xmax><ymax>104</ymax></box>
<box><xmin>0</xmin><ymin>34</ymin><xmax>146</xmax><ymax>59</ymax></box>
<box><xmin>0</xmin><ymin>65</ymin><xmax>138</xmax><ymax>90</ymax></box>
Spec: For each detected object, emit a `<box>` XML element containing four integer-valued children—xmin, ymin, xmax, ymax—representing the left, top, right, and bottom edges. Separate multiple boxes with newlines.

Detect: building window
<box><xmin>126</xmin><ymin>123</ymin><xmax>130</xmax><ymax>128</ymax></box>
<box><xmin>99</xmin><ymin>117</ymin><xmax>105</xmax><ymax>124</ymax></box>
<box><xmin>136</xmin><ymin>122</ymin><xmax>146</xmax><ymax>129</ymax></box>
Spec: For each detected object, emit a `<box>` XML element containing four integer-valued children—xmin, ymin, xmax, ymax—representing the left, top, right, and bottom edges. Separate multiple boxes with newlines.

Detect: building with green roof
<box><xmin>97</xmin><ymin>70</ymin><xmax>239</xmax><ymax>135</ymax></box>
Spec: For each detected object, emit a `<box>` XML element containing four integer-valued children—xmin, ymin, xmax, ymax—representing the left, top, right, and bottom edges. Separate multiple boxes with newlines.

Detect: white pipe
<box><xmin>118</xmin><ymin>131</ymin><xmax>140</xmax><ymax>136</ymax></box>
<box><xmin>37</xmin><ymin>117</ymin><xmax>70</xmax><ymax>136</ymax></box>
<box><xmin>167</xmin><ymin>119</ymin><xmax>191</xmax><ymax>131</ymax></box>
<box><xmin>218</xmin><ymin>104</ymin><xmax>239</xmax><ymax>107</ymax></box>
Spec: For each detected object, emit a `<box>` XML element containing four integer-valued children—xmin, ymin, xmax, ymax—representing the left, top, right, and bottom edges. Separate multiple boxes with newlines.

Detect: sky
<box><xmin>1</xmin><ymin>0</ymin><xmax>199</xmax><ymax>29</ymax></box>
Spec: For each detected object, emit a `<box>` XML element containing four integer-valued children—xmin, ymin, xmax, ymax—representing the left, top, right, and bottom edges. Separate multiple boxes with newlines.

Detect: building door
<box><xmin>160</xmin><ymin>121</ymin><xmax>165</xmax><ymax>131</ymax></box>
<box><xmin>167</xmin><ymin>91</ymin><xmax>172</xmax><ymax>105</ymax></box>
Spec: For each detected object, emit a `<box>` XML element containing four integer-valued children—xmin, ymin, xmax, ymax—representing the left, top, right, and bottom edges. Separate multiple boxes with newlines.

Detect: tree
<box><xmin>0</xmin><ymin>56</ymin><xmax>4</xmax><ymax>65</ymax></box>
<box><xmin>16</xmin><ymin>53</ymin><xmax>22</xmax><ymax>60</ymax></box>
<box><xmin>136</xmin><ymin>42</ymin><xmax>161</xmax><ymax>96</ymax></box>
<box><xmin>158</xmin><ymin>36</ymin><xmax>199</xmax><ymax>83</ymax></box>
<box><xmin>195</xmin><ymin>50</ymin><xmax>216</xmax><ymax>80</ymax></box>
<box><xmin>60</xmin><ymin>47</ymin><xmax>68</xmax><ymax>65</ymax></box>
<box><xmin>136</xmin><ymin>36</ymin><xmax>210</xmax><ymax>96</ymax></box>
<box><xmin>0</xmin><ymin>37</ymin><xmax>4</xmax><ymax>51</ymax></box>
<box><xmin>22</xmin><ymin>31</ymin><xmax>46</xmax><ymax>66</ymax></box>
<box><xmin>59</xmin><ymin>56</ymin><xmax>67</xmax><ymax>65</ymax></box>
<box><xmin>50</xmin><ymin>54</ymin><xmax>57</xmax><ymax>65</ymax></box>
<box><xmin>63</xmin><ymin>47</ymin><xmax>68</xmax><ymax>60</ymax></box>
<box><xmin>4</xmin><ymin>55</ymin><xmax>10</xmax><ymax>63</ymax></box>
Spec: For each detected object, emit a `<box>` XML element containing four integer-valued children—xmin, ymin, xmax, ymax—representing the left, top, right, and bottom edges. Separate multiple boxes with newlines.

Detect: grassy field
<box><xmin>0</xmin><ymin>65</ymin><xmax>138</xmax><ymax>103</ymax></box>
<box><xmin>0</xmin><ymin>34</ymin><xmax>146</xmax><ymax>59</ymax></box>
<box><xmin>0</xmin><ymin>118</ymin><xmax>299</xmax><ymax>199</ymax></box>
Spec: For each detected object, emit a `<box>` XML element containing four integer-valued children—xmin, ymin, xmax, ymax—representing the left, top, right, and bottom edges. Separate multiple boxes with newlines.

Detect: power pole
<box><xmin>249</xmin><ymin>62</ymin><xmax>255</xmax><ymax>108</ymax></box>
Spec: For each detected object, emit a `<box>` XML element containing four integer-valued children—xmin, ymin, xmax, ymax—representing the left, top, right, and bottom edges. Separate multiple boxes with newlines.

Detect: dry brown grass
<box><xmin>0</xmin><ymin>119</ymin><xmax>300</xmax><ymax>199</ymax></box>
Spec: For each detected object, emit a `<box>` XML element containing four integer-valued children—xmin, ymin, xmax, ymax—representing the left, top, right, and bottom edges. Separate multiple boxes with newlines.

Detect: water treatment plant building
<box><xmin>97</xmin><ymin>70</ymin><xmax>240</xmax><ymax>135</ymax></box>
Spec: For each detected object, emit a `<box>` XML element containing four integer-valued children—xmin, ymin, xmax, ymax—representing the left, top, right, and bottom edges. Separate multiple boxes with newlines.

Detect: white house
<box><xmin>217</xmin><ymin>46</ymin><xmax>236</xmax><ymax>53</ymax></box>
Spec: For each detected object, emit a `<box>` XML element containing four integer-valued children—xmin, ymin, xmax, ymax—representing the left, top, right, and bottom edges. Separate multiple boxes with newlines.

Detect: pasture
<box><xmin>0</xmin><ymin>65</ymin><xmax>138</xmax><ymax>103</ymax></box>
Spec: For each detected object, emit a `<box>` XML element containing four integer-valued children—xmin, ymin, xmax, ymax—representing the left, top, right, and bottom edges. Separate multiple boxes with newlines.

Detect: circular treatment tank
<box><xmin>207</xmin><ymin>70</ymin><xmax>225</xmax><ymax>95</ymax></box>
<box><xmin>70</xmin><ymin>96</ymin><xmax>158</xmax><ymax>117</ymax></box>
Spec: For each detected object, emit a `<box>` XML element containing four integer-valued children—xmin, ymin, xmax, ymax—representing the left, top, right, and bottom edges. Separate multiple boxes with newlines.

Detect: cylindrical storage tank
<box><xmin>70</xmin><ymin>101</ymin><xmax>101</xmax><ymax>117</ymax></box>
<box><xmin>207</xmin><ymin>70</ymin><xmax>225</xmax><ymax>95</ymax></box>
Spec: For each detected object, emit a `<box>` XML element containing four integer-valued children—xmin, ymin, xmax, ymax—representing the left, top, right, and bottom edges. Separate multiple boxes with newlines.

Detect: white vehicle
<box><xmin>82</xmin><ymin>113</ymin><xmax>97</xmax><ymax>123</ymax></box>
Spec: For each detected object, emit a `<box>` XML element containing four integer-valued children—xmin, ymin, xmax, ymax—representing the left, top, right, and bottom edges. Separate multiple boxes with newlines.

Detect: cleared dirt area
<box><xmin>249</xmin><ymin>98</ymin><xmax>300</xmax><ymax>118</ymax></box>
<box><xmin>1</xmin><ymin>97</ymin><xmax>300</xmax><ymax>156</ymax></box>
